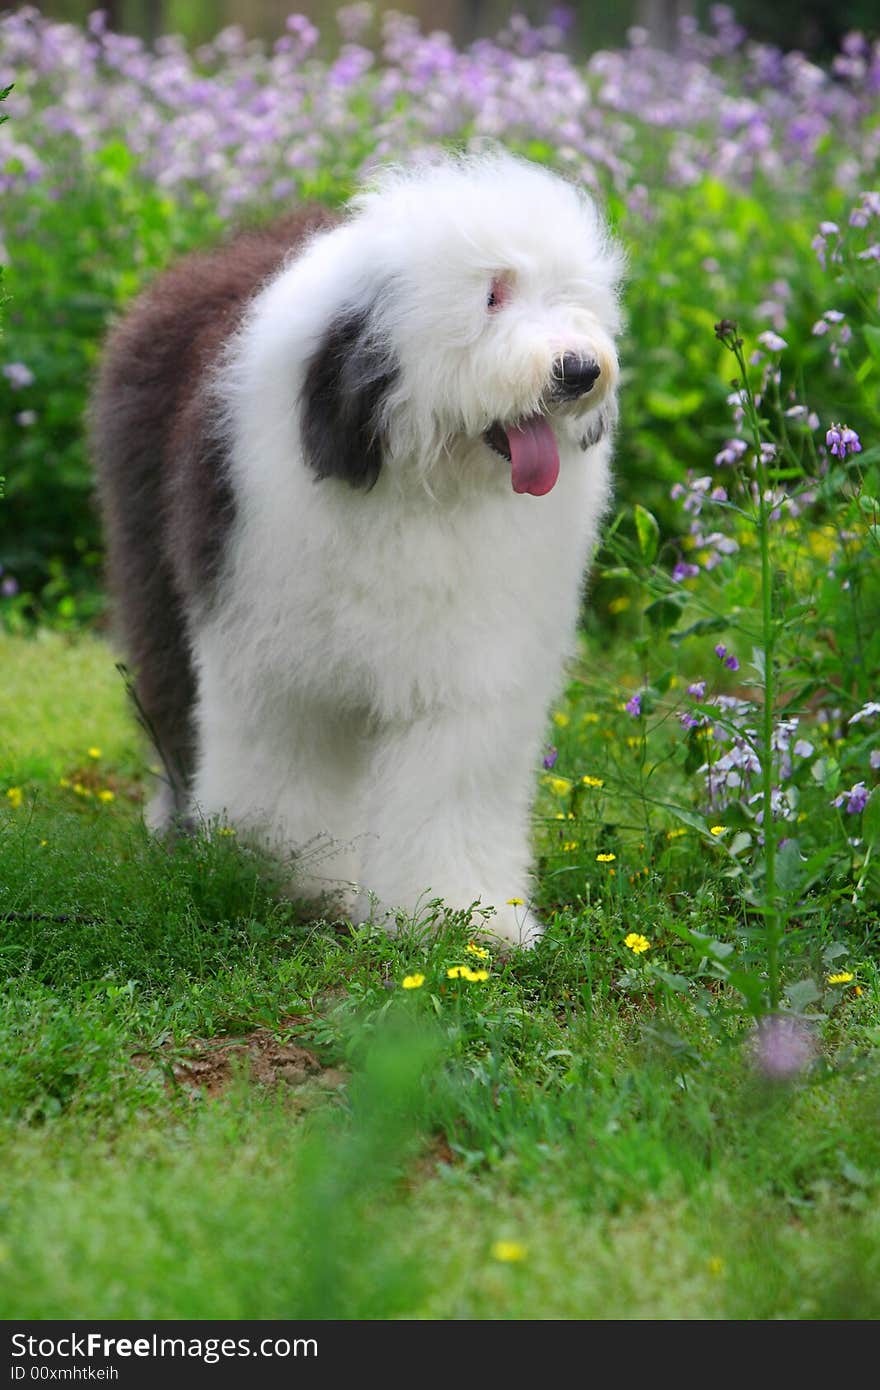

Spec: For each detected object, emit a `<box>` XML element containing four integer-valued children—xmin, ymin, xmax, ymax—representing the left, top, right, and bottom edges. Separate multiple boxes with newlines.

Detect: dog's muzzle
<box><xmin>550</xmin><ymin>353</ymin><xmax>601</xmax><ymax>401</ymax></box>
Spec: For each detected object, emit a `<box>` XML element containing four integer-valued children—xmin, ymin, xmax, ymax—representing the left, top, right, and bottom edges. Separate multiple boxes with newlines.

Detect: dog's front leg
<box><xmin>358</xmin><ymin>701</ymin><xmax>545</xmax><ymax>948</ymax></box>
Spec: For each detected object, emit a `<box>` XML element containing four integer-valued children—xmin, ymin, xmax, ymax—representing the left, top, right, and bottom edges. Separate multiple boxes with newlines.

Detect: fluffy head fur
<box><xmin>93</xmin><ymin>151</ymin><xmax>623</xmax><ymax>947</ymax></box>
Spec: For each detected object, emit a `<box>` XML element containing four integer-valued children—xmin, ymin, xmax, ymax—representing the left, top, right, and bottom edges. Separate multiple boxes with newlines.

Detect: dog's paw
<box><xmin>483</xmin><ymin>901</ymin><xmax>544</xmax><ymax>951</ymax></box>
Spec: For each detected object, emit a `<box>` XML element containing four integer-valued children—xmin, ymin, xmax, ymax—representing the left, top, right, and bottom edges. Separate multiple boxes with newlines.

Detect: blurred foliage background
<box><xmin>21</xmin><ymin>0</ymin><xmax>880</xmax><ymax>55</ymax></box>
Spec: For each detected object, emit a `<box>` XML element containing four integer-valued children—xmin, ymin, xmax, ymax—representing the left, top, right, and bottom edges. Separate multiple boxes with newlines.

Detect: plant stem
<box><xmin>725</xmin><ymin>332</ymin><xmax>781</xmax><ymax>1010</ymax></box>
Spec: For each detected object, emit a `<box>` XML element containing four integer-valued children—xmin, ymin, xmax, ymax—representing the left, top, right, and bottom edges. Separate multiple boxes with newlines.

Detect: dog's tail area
<box><xmin>91</xmin><ymin>336</ymin><xmax>198</xmax><ymax>825</ymax></box>
<box><xmin>90</xmin><ymin>280</ymin><xmax>209</xmax><ymax>822</ymax></box>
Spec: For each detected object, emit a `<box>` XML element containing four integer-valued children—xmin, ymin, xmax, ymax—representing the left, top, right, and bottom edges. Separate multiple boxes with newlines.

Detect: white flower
<box><xmin>849</xmin><ymin>702</ymin><xmax>880</xmax><ymax>725</ymax></box>
<box><xmin>757</xmin><ymin>330</ymin><xmax>787</xmax><ymax>352</ymax></box>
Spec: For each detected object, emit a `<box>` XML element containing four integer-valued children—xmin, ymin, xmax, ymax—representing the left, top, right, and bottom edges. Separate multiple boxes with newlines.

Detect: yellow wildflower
<box><xmin>562</xmin><ymin>841</ymin><xmax>578</xmax><ymax>852</ymax></box>
<box><xmin>581</xmin><ymin>774</ymin><xmax>604</xmax><ymax>788</ymax></box>
<box><xmin>827</xmin><ymin>971</ymin><xmax>854</xmax><ymax>985</ymax></box>
<box><xmin>666</xmin><ymin>827</ymin><xmax>687</xmax><ymax>840</ymax></box>
<box><xmin>708</xmin><ymin>1256</ymin><xmax>724</xmax><ymax>1277</ymax></box>
<box><xmin>491</xmin><ymin>1241</ymin><xmax>527</xmax><ymax>1263</ymax></box>
<box><xmin>466</xmin><ymin>942</ymin><xmax>489</xmax><ymax>959</ymax></box>
<box><xmin>506</xmin><ymin>897</ymin><xmax>524</xmax><ymax>906</ymax></box>
<box><xmin>447</xmin><ymin>965</ymin><xmax>489</xmax><ymax>982</ymax></box>
<box><xmin>552</xmin><ymin>711</ymin><xmax>570</xmax><ymax>728</ymax></box>
<box><xmin>217</xmin><ymin>826</ymin><xmax>236</xmax><ymax>837</ymax></box>
<box><xmin>72</xmin><ymin>783</ymin><xmax>91</xmax><ymax>798</ymax></box>
<box><xmin>608</xmin><ymin>596</ymin><xmax>631</xmax><ymax>615</ymax></box>
<box><xmin>5</xmin><ymin>787</ymin><xmax>22</xmax><ymax>809</ymax></box>
<box><xmin>624</xmin><ymin>933</ymin><xmax>651</xmax><ymax>954</ymax></box>
<box><xmin>582</xmin><ymin>713</ymin><xmax>599</xmax><ymax>725</ymax></box>
<box><xmin>97</xmin><ymin>789</ymin><xmax>115</xmax><ymax>803</ymax></box>
<box><xmin>546</xmin><ymin>776</ymin><xmax>572</xmax><ymax>796</ymax></box>
<box><xmin>710</xmin><ymin>825</ymin><xmax>726</xmax><ymax>836</ymax></box>
<box><xmin>596</xmin><ymin>852</ymin><xmax>616</xmax><ymax>863</ymax></box>
<box><xmin>402</xmin><ymin>973</ymin><xmax>425</xmax><ymax>990</ymax></box>
<box><xmin>87</xmin><ymin>746</ymin><xmax>102</xmax><ymax>760</ymax></box>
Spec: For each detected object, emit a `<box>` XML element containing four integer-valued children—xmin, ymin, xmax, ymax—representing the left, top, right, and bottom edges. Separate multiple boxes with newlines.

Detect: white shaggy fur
<box><xmin>186</xmin><ymin>153</ymin><xmax>623</xmax><ymax>947</ymax></box>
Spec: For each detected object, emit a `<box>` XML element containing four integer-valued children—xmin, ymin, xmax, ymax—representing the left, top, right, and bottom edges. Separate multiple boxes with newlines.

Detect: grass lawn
<box><xmin>1</xmin><ymin>629</ymin><xmax>879</xmax><ymax>1320</ymax></box>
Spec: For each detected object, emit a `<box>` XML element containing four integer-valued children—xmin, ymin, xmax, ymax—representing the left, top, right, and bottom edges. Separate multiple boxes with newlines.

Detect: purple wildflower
<box><xmin>2</xmin><ymin>362</ymin><xmax>34</xmax><ymax>389</ymax></box>
<box><xmin>826</xmin><ymin>424</ymin><xmax>862</xmax><ymax>458</ymax></box>
<box><xmin>625</xmin><ymin>693</ymin><xmax>642</xmax><ymax>718</ymax></box>
<box><xmin>0</xmin><ymin>576</ymin><xmax>19</xmax><ymax>597</ymax></box>
<box><xmin>832</xmin><ymin>781</ymin><xmax>869</xmax><ymax>814</ymax></box>
<box><xmin>672</xmin><ymin>561</ymin><xmax>700</xmax><ymax>582</ymax></box>
<box><xmin>542</xmin><ymin>746</ymin><xmax>558</xmax><ymax>770</ymax></box>
<box><xmin>714</xmin><ymin>644</ymin><xmax>739</xmax><ymax>669</ymax></box>
<box><xmin>687</xmin><ymin>681</ymin><xmax>706</xmax><ymax>699</ymax></box>
<box><xmin>750</xmin><ymin>1015</ymin><xmax>815</xmax><ymax>1082</ymax></box>
<box><xmin>715</xmin><ymin>437</ymin><xmax>747</xmax><ymax>467</ymax></box>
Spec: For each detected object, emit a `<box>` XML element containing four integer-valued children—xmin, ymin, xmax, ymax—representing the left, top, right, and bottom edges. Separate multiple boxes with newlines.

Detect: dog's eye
<box><xmin>487</xmin><ymin>276</ymin><xmax>510</xmax><ymax>312</ymax></box>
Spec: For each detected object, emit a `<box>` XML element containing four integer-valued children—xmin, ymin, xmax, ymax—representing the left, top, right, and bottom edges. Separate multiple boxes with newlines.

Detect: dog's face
<box><xmin>301</xmin><ymin>154</ymin><xmax>623</xmax><ymax>496</ymax></box>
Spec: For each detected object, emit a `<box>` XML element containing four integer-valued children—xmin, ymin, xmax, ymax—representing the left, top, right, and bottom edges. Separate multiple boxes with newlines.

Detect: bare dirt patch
<box><xmin>134</xmin><ymin>1025</ymin><xmax>346</xmax><ymax>1100</ymax></box>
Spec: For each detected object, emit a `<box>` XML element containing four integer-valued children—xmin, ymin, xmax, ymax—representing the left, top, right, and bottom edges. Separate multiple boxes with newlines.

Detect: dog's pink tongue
<box><xmin>508</xmin><ymin>416</ymin><xmax>560</xmax><ymax>496</ymax></box>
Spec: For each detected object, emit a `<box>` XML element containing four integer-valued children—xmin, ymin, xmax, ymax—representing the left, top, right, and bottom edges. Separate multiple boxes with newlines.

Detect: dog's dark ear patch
<box><xmin>302</xmin><ymin>307</ymin><xmax>398</xmax><ymax>489</ymax></box>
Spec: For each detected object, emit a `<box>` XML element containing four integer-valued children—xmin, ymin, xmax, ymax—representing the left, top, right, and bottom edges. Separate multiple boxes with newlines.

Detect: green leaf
<box><xmin>644</xmin><ymin>594</ymin><xmax>686</xmax><ymax>630</ymax></box>
<box><xmin>671</xmin><ymin>926</ymin><xmax>735</xmax><ymax>961</ymax></box>
<box><xmin>633</xmin><ymin>504</ymin><xmax>660</xmax><ymax>565</ymax></box>
<box><xmin>776</xmin><ymin>839</ymin><xmax>805</xmax><ymax>899</ymax></box>
<box><xmin>811</xmin><ymin>756</ymin><xmax>840</xmax><ymax>790</ymax></box>
<box><xmin>645</xmin><ymin>388</ymin><xmax>704</xmax><ymax>420</ymax></box>
<box><xmin>669</xmin><ymin>615</ymin><xmax>727</xmax><ymax>645</ymax></box>
<box><xmin>96</xmin><ymin>140</ymin><xmax>135</xmax><ymax>176</ymax></box>
<box><xmin>724</xmin><ymin>970</ymin><xmax>766</xmax><ymax>1010</ymax></box>
<box><xmin>651</xmin><ymin>969</ymin><xmax>692</xmax><ymax>994</ymax></box>
<box><xmin>863</xmin><ymin>788</ymin><xmax>880</xmax><ymax>849</ymax></box>
<box><xmin>863</xmin><ymin>323</ymin><xmax>880</xmax><ymax>364</ymax></box>
<box><xmin>785</xmin><ymin>978</ymin><xmax>822</xmax><ymax>1013</ymax></box>
<box><xmin>664</xmin><ymin>806</ymin><xmax>715</xmax><ymax>837</ymax></box>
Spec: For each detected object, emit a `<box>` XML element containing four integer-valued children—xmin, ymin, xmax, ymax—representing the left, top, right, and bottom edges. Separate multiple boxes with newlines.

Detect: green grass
<box><xmin>1</xmin><ymin>630</ymin><xmax>879</xmax><ymax>1320</ymax></box>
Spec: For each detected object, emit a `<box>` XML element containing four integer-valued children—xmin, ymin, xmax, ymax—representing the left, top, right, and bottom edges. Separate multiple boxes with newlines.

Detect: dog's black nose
<box><xmin>551</xmin><ymin>354</ymin><xmax>601</xmax><ymax>399</ymax></box>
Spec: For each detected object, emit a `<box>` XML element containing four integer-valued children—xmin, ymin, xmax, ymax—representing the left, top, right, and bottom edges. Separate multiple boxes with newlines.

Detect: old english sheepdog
<box><xmin>93</xmin><ymin>152</ymin><xmax>623</xmax><ymax>947</ymax></box>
